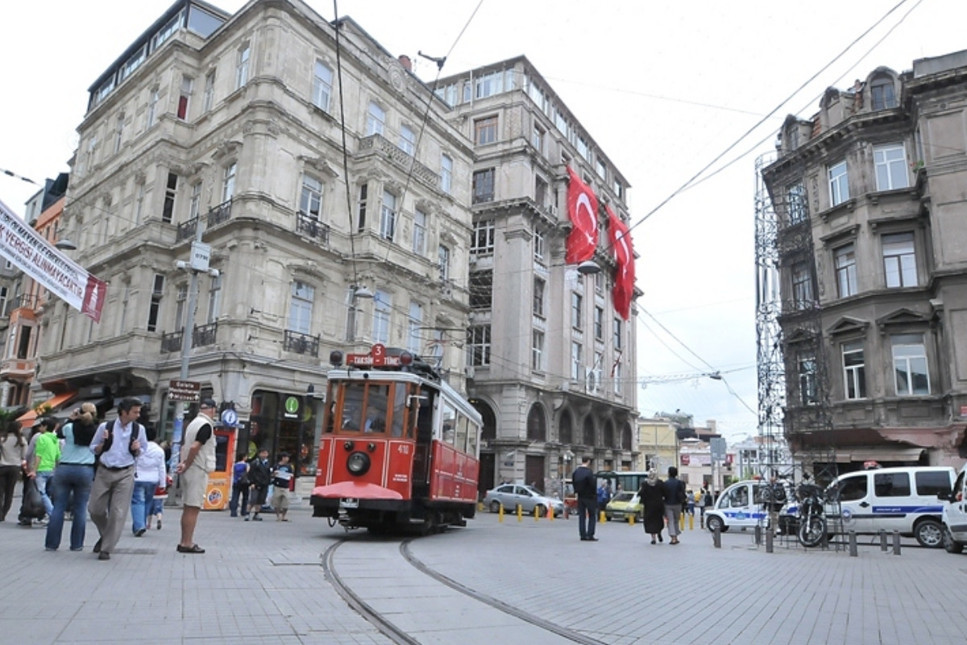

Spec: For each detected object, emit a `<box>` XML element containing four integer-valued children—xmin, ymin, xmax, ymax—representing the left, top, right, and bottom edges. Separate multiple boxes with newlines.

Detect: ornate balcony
<box><xmin>296</xmin><ymin>212</ymin><xmax>330</xmax><ymax>245</ymax></box>
<box><xmin>358</xmin><ymin>134</ymin><xmax>440</xmax><ymax>187</ymax></box>
<box><xmin>160</xmin><ymin>322</ymin><xmax>218</xmax><ymax>353</ymax></box>
<box><xmin>176</xmin><ymin>198</ymin><xmax>233</xmax><ymax>242</ymax></box>
<box><xmin>284</xmin><ymin>329</ymin><xmax>319</xmax><ymax>356</ymax></box>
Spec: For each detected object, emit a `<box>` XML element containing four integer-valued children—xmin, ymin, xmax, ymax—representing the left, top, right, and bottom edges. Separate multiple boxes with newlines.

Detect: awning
<box><xmin>17</xmin><ymin>391</ymin><xmax>77</xmax><ymax>426</ymax></box>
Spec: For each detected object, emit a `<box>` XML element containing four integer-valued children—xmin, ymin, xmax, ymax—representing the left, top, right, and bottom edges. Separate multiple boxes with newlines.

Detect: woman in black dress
<box><xmin>638</xmin><ymin>469</ymin><xmax>666</xmax><ymax>544</ymax></box>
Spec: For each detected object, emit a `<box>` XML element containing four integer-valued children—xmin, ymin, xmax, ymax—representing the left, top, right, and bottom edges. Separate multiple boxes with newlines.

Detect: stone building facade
<box><xmin>761</xmin><ymin>49</ymin><xmax>967</xmax><ymax>471</ymax></box>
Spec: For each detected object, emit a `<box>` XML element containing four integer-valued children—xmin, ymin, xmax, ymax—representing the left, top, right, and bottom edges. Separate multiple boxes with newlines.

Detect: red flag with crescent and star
<box><xmin>607</xmin><ymin>204</ymin><xmax>635</xmax><ymax>320</ymax></box>
<box><xmin>565</xmin><ymin>166</ymin><xmax>599</xmax><ymax>264</ymax></box>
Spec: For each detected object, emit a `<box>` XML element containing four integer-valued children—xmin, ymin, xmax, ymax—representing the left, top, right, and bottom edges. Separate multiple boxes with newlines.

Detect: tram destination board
<box><xmin>169</xmin><ymin>379</ymin><xmax>201</xmax><ymax>402</ymax></box>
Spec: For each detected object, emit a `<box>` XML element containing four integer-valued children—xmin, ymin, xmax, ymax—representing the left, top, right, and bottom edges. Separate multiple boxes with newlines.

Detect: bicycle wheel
<box><xmin>798</xmin><ymin>515</ymin><xmax>826</xmax><ymax>547</ymax></box>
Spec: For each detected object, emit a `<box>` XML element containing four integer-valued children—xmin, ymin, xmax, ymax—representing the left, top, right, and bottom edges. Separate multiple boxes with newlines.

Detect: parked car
<box><xmin>483</xmin><ymin>484</ymin><xmax>564</xmax><ymax>516</ymax></box>
<box><xmin>605</xmin><ymin>491</ymin><xmax>642</xmax><ymax>522</ymax></box>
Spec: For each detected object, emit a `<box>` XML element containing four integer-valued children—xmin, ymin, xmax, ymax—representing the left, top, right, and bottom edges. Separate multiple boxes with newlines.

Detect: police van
<box><xmin>703</xmin><ymin>479</ymin><xmax>794</xmax><ymax>533</ymax></box>
<box><xmin>825</xmin><ymin>466</ymin><xmax>954</xmax><ymax>548</ymax></box>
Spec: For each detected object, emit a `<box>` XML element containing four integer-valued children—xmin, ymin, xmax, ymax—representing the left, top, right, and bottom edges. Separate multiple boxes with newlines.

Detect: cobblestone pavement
<box><xmin>5</xmin><ymin>495</ymin><xmax>967</xmax><ymax>644</ymax></box>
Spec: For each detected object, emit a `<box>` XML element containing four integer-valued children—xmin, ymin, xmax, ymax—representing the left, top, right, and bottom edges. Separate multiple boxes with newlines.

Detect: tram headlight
<box><xmin>346</xmin><ymin>451</ymin><xmax>371</xmax><ymax>476</ymax></box>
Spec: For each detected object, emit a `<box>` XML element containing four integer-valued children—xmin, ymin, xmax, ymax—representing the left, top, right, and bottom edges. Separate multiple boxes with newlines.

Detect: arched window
<box><xmin>603</xmin><ymin>421</ymin><xmax>614</xmax><ymax>449</ymax></box>
<box><xmin>559</xmin><ymin>410</ymin><xmax>573</xmax><ymax>445</ymax></box>
<box><xmin>621</xmin><ymin>423</ymin><xmax>632</xmax><ymax>450</ymax></box>
<box><xmin>582</xmin><ymin>417</ymin><xmax>595</xmax><ymax>446</ymax></box>
<box><xmin>526</xmin><ymin>404</ymin><xmax>546</xmax><ymax>442</ymax></box>
<box><xmin>473</xmin><ymin>401</ymin><xmax>497</xmax><ymax>443</ymax></box>
<box><xmin>870</xmin><ymin>75</ymin><xmax>897</xmax><ymax>110</ymax></box>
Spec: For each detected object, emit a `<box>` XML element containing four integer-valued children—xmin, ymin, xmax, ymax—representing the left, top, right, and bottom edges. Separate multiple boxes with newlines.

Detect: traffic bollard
<box><xmin>628</xmin><ymin>513</ymin><xmax>635</xmax><ymax>526</ymax></box>
<box><xmin>517</xmin><ymin>504</ymin><xmax>523</xmax><ymax>522</ymax></box>
<box><xmin>849</xmin><ymin>530</ymin><xmax>858</xmax><ymax>557</ymax></box>
<box><xmin>534</xmin><ymin>507</ymin><xmax>539</xmax><ymax>521</ymax></box>
<box><xmin>880</xmin><ymin>529</ymin><xmax>888</xmax><ymax>551</ymax></box>
<box><xmin>754</xmin><ymin>524</ymin><xmax>762</xmax><ymax>546</ymax></box>
<box><xmin>548</xmin><ymin>507</ymin><xmax>554</xmax><ymax>521</ymax></box>
<box><xmin>498</xmin><ymin>504</ymin><xmax>504</xmax><ymax>523</ymax></box>
<box><xmin>713</xmin><ymin>524</ymin><xmax>721</xmax><ymax>548</ymax></box>
<box><xmin>679</xmin><ymin>513</ymin><xmax>684</xmax><ymax>531</ymax></box>
<box><xmin>893</xmin><ymin>530</ymin><xmax>901</xmax><ymax>555</ymax></box>
<box><xmin>600</xmin><ymin>510</ymin><xmax>606</xmax><ymax>524</ymax></box>
<box><xmin>689</xmin><ymin>514</ymin><xmax>694</xmax><ymax>531</ymax></box>
<box><xmin>766</xmin><ymin>528</ymin><xmax>774</xmax><ymax>553</ymax></box>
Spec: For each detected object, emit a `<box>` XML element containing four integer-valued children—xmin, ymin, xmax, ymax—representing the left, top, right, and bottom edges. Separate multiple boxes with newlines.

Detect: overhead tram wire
<box><xmin>620</xmin><ymin>0</ymin><xmax>913</xmax><ymax>236</ymax></box>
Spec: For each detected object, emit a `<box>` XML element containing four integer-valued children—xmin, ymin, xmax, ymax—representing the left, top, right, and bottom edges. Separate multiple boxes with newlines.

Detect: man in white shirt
<box><xmin>175</xmin><ymin>399</ymin><xmax>216</xmax><ymax>554</ymax></box>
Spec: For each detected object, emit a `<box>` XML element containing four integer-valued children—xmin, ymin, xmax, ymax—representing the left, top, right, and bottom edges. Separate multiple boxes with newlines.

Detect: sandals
<box><xmin>176</xmin><ymin>544</ymin><xmax>205</xmax><ymax>554</ymax></box>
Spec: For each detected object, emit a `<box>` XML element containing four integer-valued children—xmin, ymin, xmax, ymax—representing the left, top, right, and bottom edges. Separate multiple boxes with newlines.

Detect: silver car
<box><xmin>484</xmin><ymin>484</ymin><xmax>565</xmax><ymax>516</ymax></box>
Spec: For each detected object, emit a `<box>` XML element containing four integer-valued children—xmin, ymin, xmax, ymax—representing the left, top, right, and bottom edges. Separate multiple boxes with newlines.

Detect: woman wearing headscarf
<box><xmin>638</xmin><ymin>468</ymin><xmax>666</xmax><ymax>545</ymax></box>
<box><xmin>0</xmin><ymin>416</ymin><xmax>27</xmax><ymax>521</ymax></box>
<box><xmin>45</xmin><ymin>403</ymin><xmax>99</xmax><ymax>551</ymax></box>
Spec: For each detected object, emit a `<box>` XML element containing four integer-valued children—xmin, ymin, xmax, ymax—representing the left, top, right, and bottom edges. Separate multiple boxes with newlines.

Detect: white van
<box><xmin>825</xmin><ymin>466</ymin><xmax>954</xmax><ymax>548</ymax></box>
<box><xmin>941</xmin><ymin>464</ymin><xmax>967</xmax><ymax>553</ymax></box>
<box><xmin>704</xmin><ymin>480</ymin><xmax>793</xmax><ymax>533</ymax></box>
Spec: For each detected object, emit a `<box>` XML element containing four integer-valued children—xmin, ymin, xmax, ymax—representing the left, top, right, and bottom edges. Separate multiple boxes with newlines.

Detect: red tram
<box><xmin>311</xmin><ymin>344</ymin><xmax>482</xmax><ymax>533</ymax></box>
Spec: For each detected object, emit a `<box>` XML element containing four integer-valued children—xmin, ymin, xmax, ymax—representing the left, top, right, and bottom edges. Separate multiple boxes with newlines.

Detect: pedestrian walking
<box><xmin>700</xmin><ymin>485</ymin><xmax>713</xmax><ymax>528</ymax></box>
<box><xmin>246</xmin><ymin>448</ymin><xmax>271</xmax><ymax>521</ymax></box>
<box><xmin>638</xmin><ymin>468</ymin><xmax>665</xmax><ymax>544</ymax></box>
<box><xmin>0</xmin><ymin>413</ymin><xmax>27</xmax><ymax>522</ymax></box>
<box><xmin>88</xmin><ymin>397</ymin><xmax>147</xmax><ymax>561</ymax></box>
<box><xmin>28</xmin><ymin>417</ymin><xmax>60</xmax><ymax>524</ymax></box>
<box><xmin>229</xmin><ymin>450</ymin><xmax>250</xmax><ymax>518</ymax></box>
<box><xmin>175</xmin><ymin>398</ymin><xmax>216</xmax><ymax>554</ymax></box>
<box><xmin>131</xmin><ymin>426</ymin><xmax>166</xmax><ymax>537</ymax></box>
<box><xmin>44</xmin><ymin>403</ymin><xmax>98</xmax><ymax>551</ymax></box>
<box><xmin>572</xmin><ymin>456</ymin><xmax>598</xmax><ymax>542</ymax></box>
<box><xmin>662</xmin><ymin>466</ymin><xmax>686</xmax><ymax>545</ymax></box>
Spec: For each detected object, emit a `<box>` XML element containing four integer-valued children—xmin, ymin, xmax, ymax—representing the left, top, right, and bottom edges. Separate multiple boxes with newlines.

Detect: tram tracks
<box><xmin>322</xmin><ymin>536</ymin><xmax>605</xmax><ymax>645</ymax></box>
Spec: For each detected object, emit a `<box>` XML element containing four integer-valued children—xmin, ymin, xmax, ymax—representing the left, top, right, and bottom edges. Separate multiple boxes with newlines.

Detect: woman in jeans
<box><xmin>0</xmin><ymin>415</ymin><xmax>27</xmax><ymax>521</ymax></box>
<box><xmin>45</xmin><ymin>404</ymin><xmax>98</xmax><ymax>551</ymax></box>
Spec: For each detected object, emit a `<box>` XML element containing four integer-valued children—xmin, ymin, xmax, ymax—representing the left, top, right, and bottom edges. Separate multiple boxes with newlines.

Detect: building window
<box><xmin>222</xmin><ymin>162</ymin><xmax>236</xmax><ymax>202</ymax></box>
<box><xmin>471</xmin><ymin>219</ymin><xmax>495</xmax><ymax>255</ymax></box>
<box><xmin>571</xmin><ymin>292</ymin><xmax>583</xmax><ymax>330</ymax></box>
<box><xmin>472</xmin><ymin>168</ymin><xmax>495</xmax><ymax>204</ymax></box>
<box><xmin>532</xmin><ymin>124</ymin><xmax>544</xmax><ymax>155</ymax></box>
<box><xmin>828</xmin><ymin>160</ymin><xmax>849</xmax><ymax>207</ymax></box>
<box><xmin>0</xmin><ymin>287</ymin><xmax>7</xmax><ymax>315</ymax></box>
<box><xmin>596</xmin><ymin>157</ymin><xmax>606</xmax><ymax>179</ymax></box>
<box><xmin>468</xmin><ymin>325</ymin><xmax>491</xmax><ymax>366</ymax></box>
<box><xmin>871</xmin><ymin>77</ymin><xmax>897</xmax><ymax>110</ymax></box>
<box><xmin>533</xmin><ymin>278</ymin><xmax>545</xmax><ymax>317</ymax></box>
<box><xmin>577</xmin><ymin>136</ymin><xmax>590</xmax><ymax>161</ymax></box>
<box><xmin>379</xmin><ymin>190</ymin><xmax>396</xmax><ymax>240</ymax></box>
<box><xmin>407</xmin><ymin>302</ymin><xmax>423</xmax><ymax>354</ymax></box>
<box><xmin>203</xmin><ymin>70</ymin><xmax>215</xmax><ymax>112</ymax></box>
<box><xmin>188</xmin><ymin>182</ymin><xmax>201</xmax><ymax>221</ymax></box>
<box><xmin>834</xmin><ymin>243</ymin><xmax>857</xmax><ymax>298</ymax></box>
<box><xmin>177</xmin><ymin>75</ymin><xmax>192</xmax><ymax>120</ymax></box>
<box><xmin>412</xmin><ymin>209</ymin><xmax>426</xmax><ymax>255</ymax></box>
<box><xmin>300</xmin><ymin>174</ymin><xmax>323</xmax><ymax>219</ymax></box>
<box><xmin>288</xmin><ymin>281</ymin><xmax>314</xmax><ymax>335</ymax></box>
<box><xmin>842</xmin><ymin>340</ymin><xmax>866</xmax><ymax>400</ymax></box>
<box><xmin>438</xmin><ymin>245</ymin><xmax>450</xmax><ymax>281</ymax></box>
<box><xmin>892</xmin><ymin>334</ymin><xmax>929</xmax><ymax>396</ymax></box>
<box><xmin>440</xmin><ymin>154</ymin><xmax>452</xmax><ymax>194</ymax></box>
<box><xmin>470</xmin><ymin>270</ymin><xmax>492</xmax><ymax>309</ymax></box>
<box><xmin>613</xmin><ymin>318</ymin><xmax>622</xmax><ymax>350</ymax></box>
<box><xmin>532</xmin><ymin>330</ymin><xmax>545</xmax><ymax>371</ymax></box>
<box><xmin>474</xmin><ymin>116</ymin><xmax>497</xmax><ymax>145</ymax></box>
<box><xmin>792</xmin><ymin>261</ymin><xmax>814</xmax><ymax>310</ymax></box>
<box><xmin>594</xmin><ymin>306</ymin><xmax>604</xmax><ymax>340</ymax></box>
<box><xmin>207</xmin><ymin>273</ymin><xmax>222</xmax><ymax>324</ymax></box>
<box><xmin>366</xmin><ymin>101</ymin><xmax>385</xmax><ymax>136</ymax></box>
<box><xmin>535</xmin><ymin>176</ymin><xmax>547</xmax><ymax>208</ymax></box>
<box><xmin>787</xmin><ymin>181</ymin><xmax>806</xmax><ymax>224</ymax></box>
<box><xmin>162</xmin><ymin>172</ymin><xmax>178</xmax><ymax>223</ymax></box>
<box><xmin>612</xmin><ymin>362</ymin><xmax>622</xmax><ymax>395</ymax></box>
<box><xmin>798</xmin><ymin>352</ymin><xmax>817</xmax><ymax>405</ymax></box>
<box><xmin>147</xmin><ymin>88</ymin><xmax>159</xmax><ymax>128</ymax></box>
<box><xmin>147</xmin><ymin>275</ymin><xmax>163</xmax><ymax>331</ymax></box>
<box><xmin>235</xmin><ymin>44</ymin><xmax>250</xmax><ymax>90</ymax></box>
<box><xmin>571</xmin><ymin>342</ymin><xmax>582</xmax><ymax>380</ymax></box>
<box><xmin>312</xmin><ymin>60</ymin><xmax>333</xmax><ymax>112</ymax></box>
<box><xmin>373</xmin><ymin>290</ymin><xmax>391</xmax><ymax>344</ymax></box>
<box><xmin>399</xmin><ymin>124</ymin><xmax>415</xmax><ymax>155</ymax></box>
<box><xmin>357</xmin><ymin>183</ymin><xmax>368</xmax><ymax>231</ymax></box>
<box><xmin>534</xmin><ymin>229</ymin><xmax>545</xmax><ymax>264</ymax></box>
<box><xmin>874</xmin><ymin>144</ymin><xmax>908</xmax><ymax>191</ymax></box>
<box><xmin>175</xmin><ymin>284</ymin><xmax>188</xmax><ymax>331</ymax></box>
<box><xmin>883</xmin><ymin>232</ymin><xmax>917</xmax><ymax>288</ymax></box>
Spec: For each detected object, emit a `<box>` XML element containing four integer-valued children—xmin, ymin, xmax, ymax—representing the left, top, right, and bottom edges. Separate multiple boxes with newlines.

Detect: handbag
<box><xmin>22</xmin><ymin>477</ymin><xmax>46</xmax><ymax>519</ymax></box>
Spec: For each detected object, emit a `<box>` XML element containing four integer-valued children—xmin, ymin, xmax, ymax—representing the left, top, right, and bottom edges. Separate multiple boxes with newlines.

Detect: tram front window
<box><xmin>341</xmin><ymin>382</ymin><xmax>365</xmax><ymax>431</ymax></box>
<box><xmin>363</xmin><ymin>384</ymin><xmax>389</xmax><ymax>432</ymax></box>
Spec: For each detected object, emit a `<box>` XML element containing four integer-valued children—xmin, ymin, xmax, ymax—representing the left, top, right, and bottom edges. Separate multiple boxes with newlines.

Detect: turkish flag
<box><xmin>607</xmin><ymin>204</ymin><xmax>635</xmax><ymax>320</ymax></box>
<box><xmin>565</xmin><ymin>166</ymin><xmax>599</xmax><ymax>264</ymax></box>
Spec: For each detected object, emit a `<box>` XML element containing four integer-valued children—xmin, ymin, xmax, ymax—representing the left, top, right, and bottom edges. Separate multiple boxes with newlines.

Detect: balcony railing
<box><xmin>358</xmin><ymin>134</ymin><xmax>440</xmax><ymax>187</ymax></box>
<box><xmin>296</xmin><ymin>212</ymin><xmax>330</xmax><ymax>244</ymax></box>
<box><xmin>160</xmin><ymin>322</ymin><xmax>218</xmax><ymax>353</ymax></box>
<box><xmin>284</xmin><ymin>329</ymin><xmax>319</xmax><ymax>356</ymax></box>
<box><xmin>176</xmin><ymin>198</ymin><xmax>233</xmax><ymax>242</ymax></box>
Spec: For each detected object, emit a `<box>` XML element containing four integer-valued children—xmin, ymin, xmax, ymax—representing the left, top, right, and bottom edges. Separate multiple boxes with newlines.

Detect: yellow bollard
<box><xmin>498</xmin><ymin>504</ymin><xmax>504</xmax><ymax>523</ymax></box>
<box><xmin>534</xmin><ymin>507</ymin><xmax>540</xmax><ymax>521</ymax></box>
<box><xmin>517</xmin><ymin>504</ymin><xmax>523</xmax><ymax>522</ymax></box>
<box><xmin>689</xmin><ymin>514</ymin><xmax>694</xmax><ymax>531</ymax></box>
<box><xmin>679</xmin><ymin>513</ymin><xmax>684</xmax><ymax>531</ymax></box>
<box><xmin>628</xmin><ymin>513</ymin><xmax>635</xmax><ymax>526</ymax></box>
<box><xmin>599</xmin><ymin>510</ymin><xmax>607</xmax><ymax>524</ymax></box>
<box><xmin>548</xmin><ymin>506</ymin><xmax>554</xmax><ymax>521</ymax></box>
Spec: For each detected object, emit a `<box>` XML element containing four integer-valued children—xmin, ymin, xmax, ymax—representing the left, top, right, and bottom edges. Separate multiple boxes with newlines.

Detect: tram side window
<box><xmin>391</xmin><ymin>383</ymin><xmax>407</xmax><ymax>437</ymax></box>
<box><xmin>454</xmin><ymin>413</ymin><xmax>469</xmax><ymax>452</ymax></box>
<box><xmin>341</xmin><ymin>382</ymin><xmax>365</xmax><ymax>431</ymax></box>
<box><xmin>442</xmin><ymin>401</ymin><xmax>457</xmax><ymax>445</ymax></box>
<box><xmin>466</xmin><ymin>421</ymin><xmax>479</xmax><ymax>455</ymax></box>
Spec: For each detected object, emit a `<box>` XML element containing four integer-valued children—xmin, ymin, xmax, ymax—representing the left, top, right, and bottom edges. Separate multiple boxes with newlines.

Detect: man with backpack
<box><xmin>88</xmin><ymin>397</ymin><xmax>147</xmax><ymax>561</ymax></box>
<box><xmin>246</xmin><ymin>448</ymin><xmax>271</xmax><ymax>521</ymax></box>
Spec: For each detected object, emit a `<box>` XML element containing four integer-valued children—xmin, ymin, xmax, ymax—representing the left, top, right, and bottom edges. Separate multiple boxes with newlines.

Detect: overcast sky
<box><xmin>2</xmin><ymin>0</ymin><xmax>964</xmax><ymax>444</ymax></box>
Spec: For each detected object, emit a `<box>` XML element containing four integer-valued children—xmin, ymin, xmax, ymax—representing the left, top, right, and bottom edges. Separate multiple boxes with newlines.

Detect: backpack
<box><xmin>100</xmin><ymin>420</ymin><xmax>143</xmax><ymax>457</ymax></box>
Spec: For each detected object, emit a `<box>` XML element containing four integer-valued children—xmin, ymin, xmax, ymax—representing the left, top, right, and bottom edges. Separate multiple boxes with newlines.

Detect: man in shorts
<box><xmin>271</xmin><ymin>452</ymin><xmax>293</xmax><ymax>521</ymax></box>
<box><xmin>246</xmin><ymin>448</ymin><xmax>271</xmax><ymax>521</ymax></box>
<box><xmin>175</xmin><ymin>398</ymin><xmax>216</xmax><ymax>554</ymax></box>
